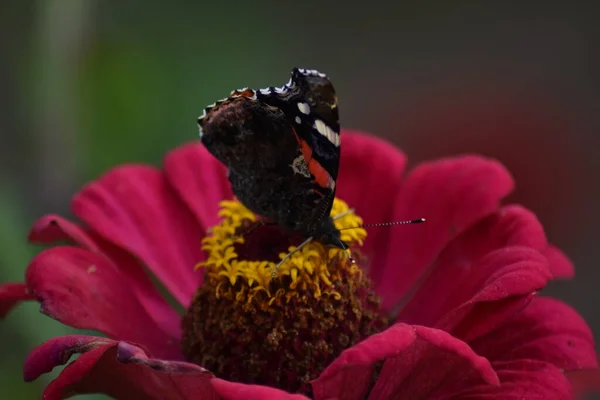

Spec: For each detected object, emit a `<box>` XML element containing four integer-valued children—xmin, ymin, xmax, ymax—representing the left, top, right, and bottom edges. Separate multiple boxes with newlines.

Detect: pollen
<box><xmin>181</xmin><ymin>198</ymin><xmax>386</xmax><ymax>395</ymax></box>
<box><xmin>196</xmin><ymin>198</ymin><xmax>367</xmax><ymax>301</ymax></box>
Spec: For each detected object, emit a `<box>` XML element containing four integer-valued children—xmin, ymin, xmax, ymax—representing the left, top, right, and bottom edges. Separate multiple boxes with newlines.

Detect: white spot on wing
<box><xmin>314</xmin><ymin>119</ymin><xmax>340</xmax><ymax>147</ymax></box>
<box><xmin>295</xmin><ymin>116</ymin><xmax>302</xmax><ymax>124</ymax></box>
<box><xmin>260</xmin><ymin>88</ymin><xmax>271</xmax><ymax>95</ymax></box>
<box><xmin>291</xmin><ymin>155</ymin><xmax>311</xmax><ymax>178</ymax></box>
<box><xmin>297</xmin><ymin>102</ymin><xmax>310</xmax><ymax>115</ymax></box>
<box><xmin>298</xmin><ymin>68</ymin><xmax>327</xmax><ymax>78</ymax></box>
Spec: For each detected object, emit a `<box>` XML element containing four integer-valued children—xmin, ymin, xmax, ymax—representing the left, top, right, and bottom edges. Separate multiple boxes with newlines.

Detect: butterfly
<box><xmin>198</xmin><ymin>68</ymin><xmax>348</xmax><ymax>274</ymax></box>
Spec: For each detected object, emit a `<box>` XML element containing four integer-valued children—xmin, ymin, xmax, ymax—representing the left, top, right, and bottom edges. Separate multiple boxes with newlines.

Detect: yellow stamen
<box><xmin>196</xmin><ymin>198</ymin><xmax>366</xmax><ymax>301</ymax></box>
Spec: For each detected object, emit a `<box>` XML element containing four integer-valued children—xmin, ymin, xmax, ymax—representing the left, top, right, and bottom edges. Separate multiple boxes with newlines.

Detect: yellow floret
<box><xmin>197</xmin><ymin>198</ymin><xmax>366</xmax><ymax>301</ymax></box>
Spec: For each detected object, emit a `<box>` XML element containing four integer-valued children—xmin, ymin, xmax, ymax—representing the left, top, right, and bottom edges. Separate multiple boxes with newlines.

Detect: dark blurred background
<box><xmin>1</xmin><ymin>1</ymin><xmax>598</xmax><ymax>398</ymax></box>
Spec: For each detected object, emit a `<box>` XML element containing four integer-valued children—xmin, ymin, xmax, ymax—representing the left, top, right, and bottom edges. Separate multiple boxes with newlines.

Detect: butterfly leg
<box><xmin>271</xmin><ymin>236</ymin><xmax>314</xmax><ymax>279</ymax></box>
<box><xmin>332</xmin><ymin>208</ymin><xmax>355</xmax><ymax>221</ymax></box>
<box><xmin>331</xmin><ymin>236</ymin><xmax>355</xmax><ymax>264</ymax></box>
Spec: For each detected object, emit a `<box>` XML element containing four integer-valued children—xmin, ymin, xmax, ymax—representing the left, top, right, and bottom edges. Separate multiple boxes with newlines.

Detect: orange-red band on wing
<box><xmin>291</xmin><ymin>128</ymin><xmax>333</xmax><ymax>190</ymax></box>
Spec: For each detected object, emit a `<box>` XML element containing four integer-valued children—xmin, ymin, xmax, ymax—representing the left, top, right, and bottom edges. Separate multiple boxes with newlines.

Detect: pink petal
<box><xmin>25</xmin><ymin>335</ymin><xmax>216</xmax><ymax>400</ymax></box>
<box><xmin>376</xmin><ymin>156</ymin><xmax>514</xmax><ymax>310</ymax></box>
<box><xmin>312</xmin><ymin>323</ymin><xmax>417</xmax><ymax>400</ymax></box>
<box><xmin>24</xmin><ymin>335</ymin><xmax>113</xmax><ymax>381</ymax></box>
<box><xmin>543</xmin><ymin>245</ymin><xmax>575</xmax><ymax>279</ymax></box>
<box><xmin>28</xmin><ymin>214</ymin><xmax>181</xmax><ymax>340</ymax></box>
<box><xmin>438</xmin><ymin>360</ymin><xmax>573</xmax><ymax>400</ymax></box>
<box><xmin>370</xmin><ymin>325</ymin><xmax>499</xmax><ymax>399</ymax></box>
<box><xmin>565</xmin><ymin>369</ymin><xmax>600</xmax><ymax>398</ymax></box>
<box><xmin>470</xmin><ymin>296</ymin><xmax>597</xmax><ymax>371</ymax></box>
<box><xmin>26</xmin><ymin>246</ymin><xmax>181</xmax><ymax>359</ymax></box>
<box><xmin>72</xmin><ymin>165</ymin><xmax>205</xmax><ymax>307</ymax></box>
<box><xmin>337</xmin><ymin>131</ymin><xmax>408</xmax><ymax>274</ymax></box>
<box><xmin>212</xmin><ymin>379</ymin><xmax>309</xmax><ymax>400</ymax></box>
<box><xmin>397</xmin><ymin>206</ymin><xmax>553</xmax><ymax>340</ymax></box>
<box><xmin>425</xmin><ymin>248</ymin><xmax>551</xmax><ymax>342</ymax></box>
<box><xmin>312</xmin><ymin>323</ymin><xmax>498</xmax><ymax>400</ymax></box>
<box><xmin>0</xmin><ymin>283</ymin><xmax>33</xmax><ymax>317</ymax></box>
<box><xmin>163</xmin><ymin>142</ymin><xmax>233</xmax><ymax>232</ymax></box>
<box><xmin>28</xmin><ymin>214</ymin><xmax>99</xmax><ymax>250</ymax></box>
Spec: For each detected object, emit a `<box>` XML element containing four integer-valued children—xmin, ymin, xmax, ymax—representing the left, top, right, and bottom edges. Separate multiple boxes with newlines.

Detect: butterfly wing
<box><xmin>256</xmin><ymin>68</ymin><xmax>341</xmax><ymax>223</ymax></box>
<box><xmin>199</xmin><ymin>68</ymin><xmax>342</xmax><ymax>236</ymax></box>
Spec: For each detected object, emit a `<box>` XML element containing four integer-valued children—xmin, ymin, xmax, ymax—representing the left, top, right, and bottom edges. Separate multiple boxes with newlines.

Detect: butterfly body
<box><xmin>198</xmin><ymin>68</ymin><xmax>347</xmax><ymax>250</ymax></box>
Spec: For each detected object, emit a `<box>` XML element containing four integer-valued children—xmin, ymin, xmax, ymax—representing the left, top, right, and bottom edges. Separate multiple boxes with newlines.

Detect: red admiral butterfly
<box><xmin>198</xmin><ymin>68</ymin><xmax>423</xmax><ymax>277</ymax></box>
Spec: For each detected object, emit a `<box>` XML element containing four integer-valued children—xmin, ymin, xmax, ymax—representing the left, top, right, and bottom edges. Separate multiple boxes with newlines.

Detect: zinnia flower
<box><xmin>1</xmin><ymin>131</ymin><xmax>597</xmax><ymax>399</ymax></box>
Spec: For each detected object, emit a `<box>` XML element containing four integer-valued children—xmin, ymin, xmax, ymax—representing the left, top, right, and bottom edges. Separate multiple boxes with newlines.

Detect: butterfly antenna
<box><xmin>271</xmin><ymin>236</ymin><xmax>313</xmax><ymax>279</ymax></box>
<box><xmin>339</xmin><ymin>218</ymin><xmax>426</xmax><ymax>231</ymax></box>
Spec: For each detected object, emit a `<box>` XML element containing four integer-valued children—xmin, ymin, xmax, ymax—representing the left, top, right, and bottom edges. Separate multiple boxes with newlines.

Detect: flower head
<box><xmin>1</xmin><ymin>131</ymin><xmax>597</xmax><ymax>399</ymax></box>
<box><xmin>183</xmin><ymin>198</ymin><xmax>383</xmax><ymax>394</ymax></box>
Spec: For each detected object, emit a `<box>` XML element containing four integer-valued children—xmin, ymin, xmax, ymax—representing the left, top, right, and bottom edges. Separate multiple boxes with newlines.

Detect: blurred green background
<box><xmin>2</xmin><ymin>1</ymin><xmax>599</xmax><ymax>398</ymax></box>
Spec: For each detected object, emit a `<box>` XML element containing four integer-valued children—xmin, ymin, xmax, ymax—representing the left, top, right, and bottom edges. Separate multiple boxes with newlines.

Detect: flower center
<box><xmin>181</xmin><ymin>199</ymin><xmax>388</xmax><ymax>396</ymax></box>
